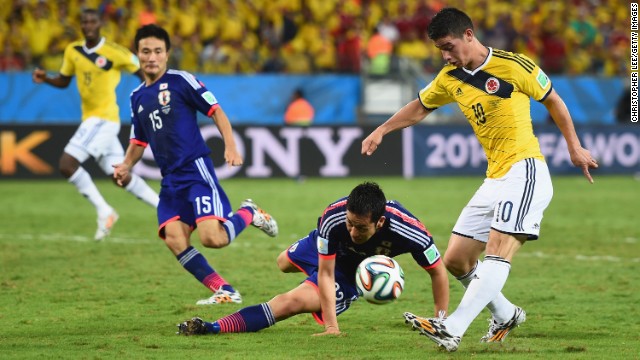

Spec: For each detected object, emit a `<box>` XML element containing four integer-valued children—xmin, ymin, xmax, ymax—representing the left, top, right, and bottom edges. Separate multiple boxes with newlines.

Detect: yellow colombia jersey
<box><xmin>419</xmin><ymin>48</ymin><xmax>552</xmax><ymax>178</ymax></box>
<box><xmin>60</xmin><ymin>37</ymin><xmax>140</xmax><ymax>123</ymax></box>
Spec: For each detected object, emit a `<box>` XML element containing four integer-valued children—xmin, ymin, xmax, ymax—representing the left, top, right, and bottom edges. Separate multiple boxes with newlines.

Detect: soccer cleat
<box><xmin>177</xmin><ymin>317</ymin><xmax>208</xmax><ymax>335</ymax></box>
<box><xmin>240</xmin><ymin>199</ymin><xmax>278</xmax><ymax>237</ymax></box>
<box><xmin>480</xmin><ymin>306</ymin><xmax>526</xmax><ymax>343</ymax></box>
<box><xmin>94</xmin><ymin>210</ymin><xmax>119</xmax><ymax>241</ymax></box>
<box><xmin>196</xmin><ymin>289</ymin><xmax>243</xmax><ymax>305</ymax></box>
<box><xmin>404</xmin><ymin>312</ymin><xmax>460</xmax><ymax>352</ymax></box>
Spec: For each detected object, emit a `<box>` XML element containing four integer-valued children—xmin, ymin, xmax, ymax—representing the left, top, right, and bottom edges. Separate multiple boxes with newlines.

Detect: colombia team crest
<box><xmin>95</xmin><ymin>56</ymin><xmax>107</xmax><ymax>68</ymax></box>
<box><xmin>485</xmin><ymin>77</ymin><xmax>500</xmax><ymax>94</ymax></box>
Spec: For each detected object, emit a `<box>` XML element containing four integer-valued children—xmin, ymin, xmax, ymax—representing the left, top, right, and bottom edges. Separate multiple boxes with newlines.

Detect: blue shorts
<box><xmin>285</xmin><ymin>232</ymin><xmax>359</xmax><ymax>324</ymax></box>
<box><xmin>157</xmin><ymin>156</ymin><xmax>231</xmax><ymax>238</ymax></box>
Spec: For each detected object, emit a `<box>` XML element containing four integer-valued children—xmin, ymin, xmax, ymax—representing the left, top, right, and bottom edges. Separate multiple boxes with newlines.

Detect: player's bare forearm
<box><xmin>427</xmin><ymin>262</ymin><xmax>450</xmax><ymax>317</ymax></box>
<box><xmin>543</xmin><ymin>90</ymin><xmax>598</xmax><ymax>182</ymax></box>
<box><xmin>124</xmin><ymin>142</ymin><xmax>145</xmax><ymax>167</ymax></box>
<box><xmin>381</xmin><ymin>99</ymin><xmax>431</xmax><ymax>134</ymax></box>
<box><xmin>362</xmin><ymin>99</ymin><xmax>431</xmax><ymax>155</ymax></box>
<box><xmin>316</xmin><ymin>258</ymin><xmax>339</xmax><ymax>335</ymax></box>
<box><xmin>543</xmin><ymin>90</ymin><xmax>582</xmax><ymax>149</ymax></box>
<box><xmin>211</xmin><ymin>107</ymin><xmax>243</xmax><ymax>166</ymax></box>
<box><xmin>211</xmin><ymin>107</ymin><xmax>235</xmax><ymax>147</ymax></box>
<box><xmin>113</xmin><ymin>143</ymin><xmax>145</xmax><ymax>185</ymax></box>
<box><xmin>32</xmin><ymin>68</ymin><xmax>71</xmax><ymax>88</ymax></box>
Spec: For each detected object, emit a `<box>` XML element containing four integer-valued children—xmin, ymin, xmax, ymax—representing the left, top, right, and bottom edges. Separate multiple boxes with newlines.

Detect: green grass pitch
<box><xmin>1</xmin><ymin>176</ymin><xmax>638</xmax><ymax>359</ymax></box>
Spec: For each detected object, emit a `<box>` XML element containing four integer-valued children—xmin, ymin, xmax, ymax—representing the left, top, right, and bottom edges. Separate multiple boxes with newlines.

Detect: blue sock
<box><xmin>216</xmin><ymin>303</ymin><xmax>276</xmax><ymax>333</ymax></box>
<box><xmin>221</xmin><ymin>284</ymin><xmax>235</xmax><ymax>292</ymax></box>
<box><xmin>176</xmin><ymin>246</ymin><xmax>214</xmax><ymax>282</ymax></box>
<box><xmin>222</xmin><ymin>207</ymin><xmax>254</xmax><ymax>243</ymax></box>
<box><xmin>204</xmin><ymin>321</ymin><xmax>221</xmax><ymax>334</ymax></box>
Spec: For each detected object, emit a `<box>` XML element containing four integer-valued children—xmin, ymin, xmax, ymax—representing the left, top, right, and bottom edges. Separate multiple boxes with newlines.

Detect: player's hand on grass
<box><xmin>313</xmin><ymin>327</ymin><xmax>345</xmax><ymax>336</ymax></box>
<box><xmin>312</xmin><ymin>325</ymin><xmax>343</xmax><ymax>337</ymax></box>
<box><xmin>569</xmin><ymin>146</ymin><xmax>598</xmax><ymax>184</ymax></box>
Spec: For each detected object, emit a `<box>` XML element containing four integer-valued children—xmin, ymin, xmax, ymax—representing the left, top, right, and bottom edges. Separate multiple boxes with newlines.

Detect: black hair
<box><xmin>346</xmin><ymin>182</ymin><xmax>386</xmax><ymax>222</ymax></box>
<box><xmin>427</xmin><ymin>7</ymin><xmax>474</xmax><ymax>40</ymax></box>
<box><xmin>81</xmin><ymin>8</ymin><xmax>99</xmax><ymax>17</ymax></box>
<box><xmin>134</xmin><ymin>24</ymin><xmax>171</xmax><ymax>51</ymax></box>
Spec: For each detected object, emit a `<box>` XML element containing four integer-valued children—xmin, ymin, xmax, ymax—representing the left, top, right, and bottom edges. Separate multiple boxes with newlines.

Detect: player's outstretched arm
<box><xmin>361</xmin><ymin>99</ymin><xmax>431</xmax><ymax>156</ymax></box>
<box><xmin>113</xmin><ymin>143</ymin><xmax>145</xmax><ymax>186</ymax></box>
<box><xmin>31</xmin><ymin>68</ymin><xmax>72</xmax><ymax>88</ymax></box>
<box><xmin>211</xmin><ymin>107</ymin><xmax>243</xmax><ymax>166</ymax></box>
<box><xmin>425</xmin><ymin>261</ymin><xmax>449</xmax><ymax>317</ymax></box>
<box><xmin>543</xmin><ymin>89</ymin><xmax>598</xmax><ymax>183</ymax></box>
<box><xmin>313</xmin><ymin>256</ymin><xmax>341</xmax><ymax>336</ymax></box>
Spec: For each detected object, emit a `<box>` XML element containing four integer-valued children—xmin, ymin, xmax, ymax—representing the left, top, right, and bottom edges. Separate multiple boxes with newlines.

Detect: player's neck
<box><xmin>85</xmin><ymin>37</ymin><xmax>101</xmax><ymax>49</ymax></box>
<box><xmin>465</xmin><ymin>42</ymin><xmax>489</xmax><ymax>71</ymax></box>
<box><xmin>145</xmin><ymin>69</ymin><xmax>167</xmax><ymax>86</ymax></box>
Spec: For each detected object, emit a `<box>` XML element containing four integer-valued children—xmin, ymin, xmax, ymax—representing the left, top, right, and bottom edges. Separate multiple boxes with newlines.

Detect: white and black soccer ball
<box><xmin>355</xmin><ymin>255</ymin><xmax>404</xmax><ymax>305</ymax></box>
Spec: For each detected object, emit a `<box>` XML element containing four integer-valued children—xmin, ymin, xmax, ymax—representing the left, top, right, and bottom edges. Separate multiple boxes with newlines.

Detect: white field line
<box><xmin>518</xmin><ymin>250</ymin><xmax>640</xmax><ymax>263</ymax></box>
<box><xmin>0</xmin><ymin>232</ymin><xmax>156</xmax><ymax>244</ymax></box>
<box><xmin>0</xmin><ymin>233</ymin><xmax>637</xmax><ymax>262</ymax></box>
<box><xmin>0</xmin><ymin>232</ymin><xmax>290</xmax><ymax>248</ymax></box>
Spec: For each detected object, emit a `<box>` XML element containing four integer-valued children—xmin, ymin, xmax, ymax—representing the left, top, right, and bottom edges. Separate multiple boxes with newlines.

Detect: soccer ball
<box><xmin>355</xmin><ymin>255</ymin><xmax>404</xmax><ymax>305</ymax></box>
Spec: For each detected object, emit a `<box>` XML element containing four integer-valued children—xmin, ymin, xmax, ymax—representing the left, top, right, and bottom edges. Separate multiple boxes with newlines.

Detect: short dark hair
<box><xmin>346</xmin><ymin>182</ymin><xmax>386</xmax><ymax>222</ymax></box>
<box><xmin>134</xmin><ymin>24</ymin><xmax>171</xmax><ymax>51</ymax></box>
<box><xmin>428</xmin><ymin>8</ymin><xmax>474</xmax><ymax>40</ymax></box>
<box><xmin>81</xmin><ymin>8</ymin><xmax>99</xmax><ymax>17</ymax></box>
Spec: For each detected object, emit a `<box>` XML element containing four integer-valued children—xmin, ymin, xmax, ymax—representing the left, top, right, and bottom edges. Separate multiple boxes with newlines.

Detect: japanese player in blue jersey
<box><xmin>177</xmin><ymin>182</ymin><xmax>449</xmax><ymax>336</ymax></box>
<box><xmin>362</xmin><ymin>8</ymin><xmax>599</xmax><ymax>352</ymax></box>
<box><xmin>112</xmin><ymin>24</ymin><xmax>278</xmax><ymax>306</ymax></box>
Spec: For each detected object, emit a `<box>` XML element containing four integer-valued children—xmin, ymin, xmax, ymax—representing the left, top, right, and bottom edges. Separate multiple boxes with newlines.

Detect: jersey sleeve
<box><xmin>317</xmin><ymin>219</ymin><xmax>338</xmax><ymax>259</ymax></box>
<box><xmin>59</xmin><ymin>44</ymin><xmax>75</xmax><ymax>77</ymax></box>
<box><xmin>410</xmin><ymin>242</ymin><xmax>442</xmax><ymax>270</ymax></box>
<box><xmin>316</xmin><ymin>198</ymin><xmax>348</xmax><ymax>259</ymax></box>
<box><xmin>122</xmin><ymin>53</ymin><xmax>140</xmax><ymax>74</ymax></box>
<box><xmin>418</xmin><ymin>68</ymin><xmax>455</xmax><ymax>110</ymax></box>
<box><xmin>111</xmin><ymin>42</ymin><xmax>140</xmax><ymax>74</ymax></box>
<box><xmin>129</xmin><ymin>96</ymin><xmax>148</xmax><ymax>146</ymax></box>
<box><xmin>513</xmin><ymin>53</ymin><xmax>553</xmax><ymax>102</ymax></box>
<box><xmin>386</xmin><ymin>203</ymin><xmax>442</xmax><ymax>269</ymax></box>
<box><xmin>178</xmin><ymin>71</ymin><xmax>220</xmax><ymax>117</ymax></box>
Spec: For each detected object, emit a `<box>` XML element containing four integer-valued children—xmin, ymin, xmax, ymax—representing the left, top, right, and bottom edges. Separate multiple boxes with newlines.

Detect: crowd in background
<box><xmin>0</xmin><ymin>0</ymin><xmax>632</xmax><ymax>76</ymax></box>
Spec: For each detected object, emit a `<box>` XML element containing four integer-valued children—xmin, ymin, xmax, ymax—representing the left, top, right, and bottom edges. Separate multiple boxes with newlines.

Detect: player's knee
<box><xmin>59</xmin><ymin>162</ymin><xmax>76</xmax><ymax>178</ymax></box>
<box><xmin>163</xmin><ymin>235</ymin><xmax>189</xmax><ymax>256</ymax></box>
<box><xmin>276</xmin><ymin>251</ymin><xmax>293</xmax><ymax>272</ymax></box>
<box><xmin>59</xmin><ymin>155</ymin><xmax>79</xmax><ymax>178</ymax></box>
<box><xmin>274</xmin><ymin>293</ymin><xmax>305</xmax><ymax>315</ymax></box>
<box><xmin>443</xmin><ymin>254</ymin><xmax>473</xmax><ymax>277</ymax></box>
<box><xmin>200</xmin><ymin>232</ymin><xmax>229</xmax><ymax>248</ymax></box>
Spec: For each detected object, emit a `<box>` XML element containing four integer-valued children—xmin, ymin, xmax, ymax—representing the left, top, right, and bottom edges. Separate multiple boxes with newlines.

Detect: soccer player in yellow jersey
<box><xmin>362</xmin><ymin>8</ymin><xmax>598</xmax><ymax>352</ymax></box>
<box><xmin>32</xmin><ymin>9</ymin><xmax>159</xmax><ymax>241</ymax></box>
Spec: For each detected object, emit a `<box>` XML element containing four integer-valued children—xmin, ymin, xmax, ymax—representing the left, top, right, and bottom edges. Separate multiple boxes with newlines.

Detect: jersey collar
<box><xmin>461</xmin><ymin>46</ymin><xmax>492</xmax><ymax>76</ymax></box>
<box><xmin>83</xmin><ymin>37</ymin><xmax>106</xmax><ymax>54</ymax></box>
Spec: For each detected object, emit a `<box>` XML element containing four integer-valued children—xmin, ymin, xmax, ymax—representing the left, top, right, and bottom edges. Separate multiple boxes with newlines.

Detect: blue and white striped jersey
<box><xmin>316</xmin><ymin>197</ymin><xmax>441</xmax><ymax>280</ymax></box>
<box><xmin>129</xmin><ymin>69</ymin><xmax>220</xmax><ymax>176</ymax></box>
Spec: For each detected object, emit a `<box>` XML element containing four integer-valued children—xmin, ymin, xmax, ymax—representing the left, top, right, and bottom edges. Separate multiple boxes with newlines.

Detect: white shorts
<box><xmin>452</xmin><ymin>158</ymin><xmax>553</xmax><ymax>242</ymax></box>
<box><xmin>64</xmin><ymin>117</ymin><xmax>125</xmax><ymax>175</ymax></box>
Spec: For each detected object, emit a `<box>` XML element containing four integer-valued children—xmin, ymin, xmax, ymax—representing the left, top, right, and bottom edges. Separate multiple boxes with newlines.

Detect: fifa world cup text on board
<box><xmin>632</xmin><ymin>3</ymin><xmax>639</xmax><ymax>31</ymax></box>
